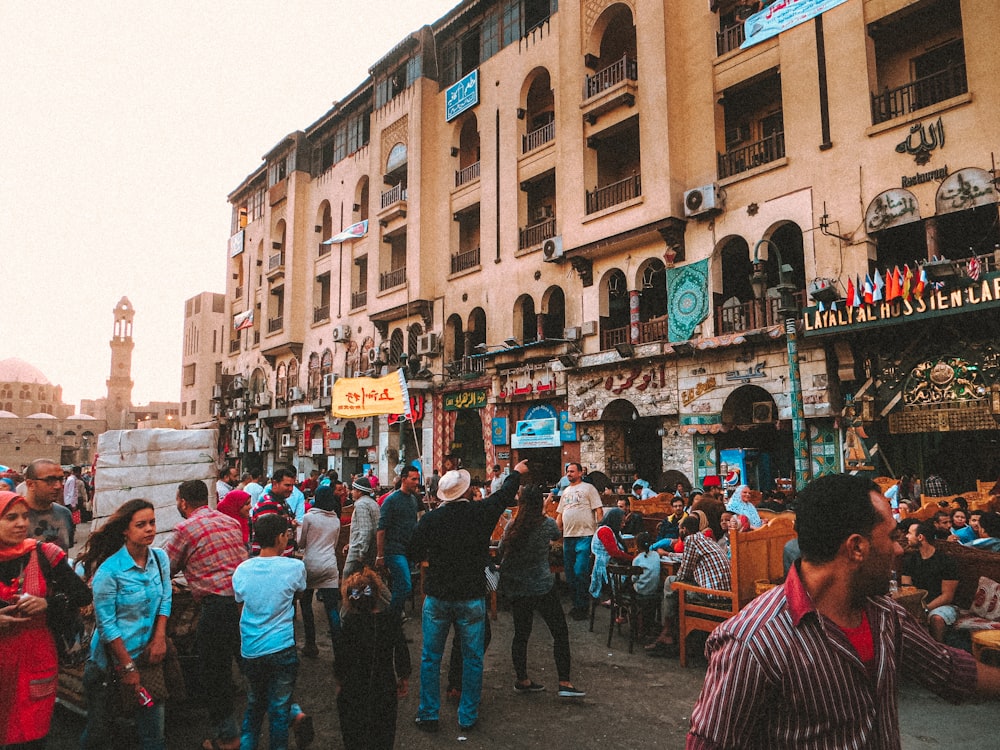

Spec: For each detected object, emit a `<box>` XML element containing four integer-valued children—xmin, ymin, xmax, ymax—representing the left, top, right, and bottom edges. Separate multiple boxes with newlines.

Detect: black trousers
<box><xmin>510</xmin><ymin>586</ymin><xmax>571</xmax><ymax>683</ymax></box>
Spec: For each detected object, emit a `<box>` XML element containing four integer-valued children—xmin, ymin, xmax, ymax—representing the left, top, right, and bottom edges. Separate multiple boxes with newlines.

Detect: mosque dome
<box><xmin>26</xmin><ymin>412</ymin><xmax>57</xmax><ymax>419</ymax></box>
<box><xmin>0</xmin><ymin>358</ymin><xmax>51</xmax><ymax>385</ymax></box>
<box><xmin>0</xmin><ymin>410</ymin><xmax>18</xmax><ymax>419</ymax></box>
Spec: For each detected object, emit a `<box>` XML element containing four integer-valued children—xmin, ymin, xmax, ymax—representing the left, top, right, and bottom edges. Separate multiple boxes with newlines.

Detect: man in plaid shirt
<box><xmin>166</xmin><ymin>479</ymin><xmax>248</xmax><ymax>750</ymax></box>
<box><xmin>343</xmin><ymin>477</ymin><xmax>380</xmax><ymax>579</ymax></box>
<box><xmin>646</xmin><ymin>515</ymin><xmax>731</xmax><ymax>657</ymax></box>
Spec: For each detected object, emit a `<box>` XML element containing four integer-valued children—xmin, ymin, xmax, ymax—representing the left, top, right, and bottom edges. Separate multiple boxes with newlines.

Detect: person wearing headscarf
<box><xmin>0</xmin><ymin>491</ymin><xmax>91</xmax><ymax>747</ymax></box>
<box><xmin>726</xmin><ymin>485</ymin><xmax>763</xmax><ymax>529</ymax></box>
<box><xmin>589</xmin><ymin>507</ymin><xmax>633</xmax><ymax>600</ymax></box>
<box><xmin>299</xmin><ymin>485</ymin><xmax>342</xmax><ymax>650</ymax></box>
<box><xmin>218</xmin><ymin>489</ymin><xmax>252</xmax><ymax>547</ymax></box>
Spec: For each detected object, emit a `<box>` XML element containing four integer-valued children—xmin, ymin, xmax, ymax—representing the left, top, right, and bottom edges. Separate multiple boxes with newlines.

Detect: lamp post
<box><xmin>751</xmin><ymin>238</ymin><xmax>812</xmax><ymax>491</ymax></box>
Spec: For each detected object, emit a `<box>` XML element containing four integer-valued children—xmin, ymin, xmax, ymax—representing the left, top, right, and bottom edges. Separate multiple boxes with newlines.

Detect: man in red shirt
<box><xmin>687</xmin><ymin>474</ymin><xmax>1000</xmax><ymax>750</ymax></box>
<box><xmin>165</xmin><ymin>479</ymin><xmax>248</xmax><ymax>750</ymax></box>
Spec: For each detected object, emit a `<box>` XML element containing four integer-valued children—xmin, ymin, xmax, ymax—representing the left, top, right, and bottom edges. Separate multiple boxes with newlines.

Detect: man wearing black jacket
<box><xmin>409</xmin><ymin>458</ymin><xmax>529</xmax><ymax>733</ymax></box>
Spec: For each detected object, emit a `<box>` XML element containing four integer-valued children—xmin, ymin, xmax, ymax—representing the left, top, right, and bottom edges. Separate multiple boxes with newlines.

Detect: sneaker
<box><xmin>558</xmin><ymin>684</ymin><xmax>586</xmax><ymax>698</ymax></box>
<box><xmin>414</xmin><ymin>718</ymin><xmax>439</xmax><ymax>733</ymax></box>
<box><xmin>514</xmin><ymin>680</ymin><xmax>546</xmax><ymax>693</ymax></box>
<box><xmin>459</xmin><ymin>720</ymin><xmax>477</xmax><ymax>731</ymax></box>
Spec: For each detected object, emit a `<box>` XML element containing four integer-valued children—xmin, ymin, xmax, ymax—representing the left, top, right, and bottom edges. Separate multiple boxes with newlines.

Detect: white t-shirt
<box><xmin>556</xmin><ymin>481</ymin><xmax>604</xmax><ymax>537</ymax></box>
<box><xmin>233</xmin><ymin>555</ymin><xmax>306</xmax><ymax>658</ymax></box>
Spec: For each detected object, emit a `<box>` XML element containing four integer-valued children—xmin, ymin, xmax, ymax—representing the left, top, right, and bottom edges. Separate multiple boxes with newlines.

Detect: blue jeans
<box><xmin>418</xmin><ymin>596</ymin><xmax>485</xmax><ymax>728</ymax></box>
<box><xmin>80</xmin><ymin>660</ymin><xmax>166</xmax><ymax>750</ymax></box>
<box><xmin>563</xmin><ymin>535</ymin><xmax>594</xmax><ymax>612</ymax></box>
<box><xmin>384</xmin><ymin>553</ymin><xmax>411</xmax><ymax>615</ymax></box>
<box><xmin>239</xmin><ymin>646</ymin><xmax>299</xmax><ymax>750</ymax></box>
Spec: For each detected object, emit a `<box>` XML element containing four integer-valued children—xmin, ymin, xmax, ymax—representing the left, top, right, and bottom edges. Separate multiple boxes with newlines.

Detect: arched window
<box><xmin>308</xmin><ymin>353</ymin><xmax>321</xmax><ymax>399</ymax></box>
<box><xmin>542</xmin><ymin>286</ymin><xmax>566</xmax><ymax>340</ymax></box>
<box><xmin>407</xmin><ymin>323</ymin><xmax>422</xmax><ymax>358</ymax></box>
<box><xmin>275</xmin><ymin>363</ymin><xmax>287</xmax><ymax>406</ymax></box>
<box><xmin>390</xmin><ymin>329</ymin><xmax>405</xmax><ymax>364</ymax></box>
<box><xmin>514</xmin><ymin>294</ymin><xmax>537</xmax><ymax>343</ymax></box>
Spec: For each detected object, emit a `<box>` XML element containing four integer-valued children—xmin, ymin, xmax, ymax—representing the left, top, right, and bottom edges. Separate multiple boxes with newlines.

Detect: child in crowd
<box><xmin>232</xmin><ymin>514</ymin><xmax>314</xmax><ymax>750</ymax></box>
<box><xmin>632</xmin><ymin>532</ymin><xmax>661</xmax><ymax>639</ymax></box>
<box><xmin>333</xmin><ymin>568</ymin><xmax>410</xmax><ymax>750</ymax></box>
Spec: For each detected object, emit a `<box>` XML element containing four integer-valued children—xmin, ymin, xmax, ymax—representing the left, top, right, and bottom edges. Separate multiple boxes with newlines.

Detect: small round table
<box><xmin>971</xmin><ymin>630</ymin><xmax>1000</xmax><ymax>666</ymax></box>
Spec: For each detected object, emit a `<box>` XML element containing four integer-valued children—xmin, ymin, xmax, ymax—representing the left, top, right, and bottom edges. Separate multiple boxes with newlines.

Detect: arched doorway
<box><xmin>453</xmin><ymin>411</ymin><xmax>487</xmax><ymax>481</ymax></box>
<box><xmin>341</xmin><ymin>421</ymin><xmax>360</xmax><ymax>478</ymax></box>
<box><xmin>716</xmin><ymin>385</ymin><xmax>791</xmax><ymax>490</ymax></box>
<box><xmin>601</xmin><ymin>398</ymin><xmax>660</xmax><ymax>490</ymax></box>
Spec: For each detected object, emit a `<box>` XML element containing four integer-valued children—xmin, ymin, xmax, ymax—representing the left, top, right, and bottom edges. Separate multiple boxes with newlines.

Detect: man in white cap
<box><xmin>343</xmin><ymin>477</ymin><xmax>380</xmax><ymax>578</ymax></box>
<box><xmin>409</xmin><ymin>458</ymin><xmax>529</xmax><ymax>733</ymax></box>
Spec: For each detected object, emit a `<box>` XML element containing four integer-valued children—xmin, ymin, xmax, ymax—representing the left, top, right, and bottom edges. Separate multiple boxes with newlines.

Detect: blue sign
<box><xmin>524</xmin><ymin>404</ymin><xmax>559</xmax><ymax>422</ymax></box>
<box><xmin>446</xmin><ymin>69</ymin><xmax>479</xmax><ymax>122</ymax></box>
<box><xmin>491</xmin><ymin>417</ymin><xmax>508</xmax><ymax>445</ymax></box>
<box><xmin>559</xmin><ymin>411</ymin><xmax>577</xmax><ymax>442</ymax></box>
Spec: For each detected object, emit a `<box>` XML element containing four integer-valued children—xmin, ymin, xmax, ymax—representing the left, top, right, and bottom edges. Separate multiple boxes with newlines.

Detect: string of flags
<box><xmin>814</xmin><ymin>257</ymin><xmax>981</xmax><ymax>312</ymax></box>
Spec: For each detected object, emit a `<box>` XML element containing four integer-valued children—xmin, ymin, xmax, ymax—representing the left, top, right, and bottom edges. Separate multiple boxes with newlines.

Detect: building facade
<box><xmin>180</xmin><ymin>292</ymin><xmax>227</xmax><ymax>429</ymax></box>
<box><xmin>214</xmin><ymin>0</ymin><xmax>1000</xmax><ymax>492</ymax></box>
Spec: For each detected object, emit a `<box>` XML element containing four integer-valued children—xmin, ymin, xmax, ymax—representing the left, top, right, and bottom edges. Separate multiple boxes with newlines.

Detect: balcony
<box><xmin>450</xmin><ymin>247</ymin><xmax>480</xmax><ymax>274</ymax></box>
<box><xmin>267</xmin><ymin>251</ymin><xmax>285</xmax><ymax>278</ymax></box>
<box><xmin>380</xmin><ymin>183</ymin><xmax>407</xmax><ymax>210</ymax></box>
<box><xmin>446</xmin><ymin>355</ymin><xmax>486</xmax><ymax>378</ymax></box>
<box><xmin>379</xmin><ymin>267</ymin><xmax>406</xmax><ymax>291</ymax></box>
<box><xmin>584</xmin><ymin>54</ymin><xmax>638</xmax><ymax>99</ymax></box>
<box><xmin>714</xmin><ymin>291</ymin><xmax>806</xmax><ymax>334</ymax></box>
<box><xmin>518</xmin><ymin>217</ymin><xmax>556</xmax><ymax>250</ymax></box>
<box><xmin>313</xmin><ymin>305</ymin><xmax>329</xmax><ymax>324</ymax></box>
<box><xmin>600</xmin><ymin>325</ymin><xmax>631</xmax><ymax>351</ymax></box>
<box><xmin>455</xmin><ymin>161</ymin><xmax>480</xmax><ymax>188</ymax></box>
<box><xmin>351</xmin><ymin>290</ymin><xmax>367</xmax><ymax>309</ymax></box>
<box><xmin>718</xmin><ymin>131</ymin><xmax>785</xmax><ymax>179</ymax></box>
<box><xmin>585</xmin><ymin>174</ymin><xmax>641</xmax><ymax>214</ymax></box>
<box><xmin>870</xmin><ymin>62</ymin><xmax>967</xmax><ymax>125</ymax></box>
<box><xmin>267</xmin><ymin>316</ymin><xmax>283</xmax><ymax>334</ymax></box>
<box><xmin>318</xmin><ymin>241</ymin><xmax>331</xmax><ymax>258</ymax></box>
<box><xmin>717</xmin><ymin>23</ymin><xmax>745</xmax><ymax>56</ymax></box>
<box><xmin>229</xmin><ymin>339</ymin><xmax>241</xmax><ymax>354</ymax></box>
<box><xmin>522</xmin><ymin>121</ymin><xmax>555</xmax><ymax>154</ymax></box>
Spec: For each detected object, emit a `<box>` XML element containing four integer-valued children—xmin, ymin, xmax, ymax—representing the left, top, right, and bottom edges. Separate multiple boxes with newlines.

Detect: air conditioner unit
<box><xmin>254</xmin><ymin>392</ymin><xmax>271</xmax><ymax>408</ymax></box>
<box><xmin>212</xmin><ymin>385</ymin><xmax>223</xmax><ymax>399</ymax></box>
<box><xmin>231</xmin><ymin>375</ymin><xmax>246</xmax><ymax>392</ymax></box>
<box><xmin>752</xmin><ymin>401</ymin><xmax>774</xmax><ymax>424</ymax></box>
<box><xmin>542</xmin><ymin>236</ymin><xmax>564</xmax><ymax>262</ymax></box>
<box><xmin>288</xmin><ymin>386</ymin><xmax>304</xmax><ymax>402</ymax></box>
<box><xmin>280</xmin><ymin>434</ymin><xmax>296</xmax><ymax>449</ymax></box>
<box><xmin>417</xmin><ymin>332</ymin><xmax>440</xmax><ymax>356</ymax></box>
<box><xmin>563</xmin><ymin>326</ymin><xmax>582</xmax><ymax>341</ymax></box>
<box><xmin>683</xmin><ymin>184</ymin><xmax>724</xmax><ymax>218</ymax></box>
<box><xmin>367</xmin><ymin>348</ymin><xmax>379</xmax><ymax>365</ymax></box>
<box><xmin>332</xmin><ymin>325</ymin><xmax>351</xmax><ymax>343</ymax></box>
<box><xmin>321</xmin><ymin>373</ymin><xmax>337</xmax><ymax>397</ymax></box>
<box><xmin>233</xmin><ymin>398</ymin><xmax>246</xmax><ymax>411</ymax></box>
<box><xmin>581</xmin><ymin>320</ymin><xmax>598</xmax><ymax>337</ymax></box>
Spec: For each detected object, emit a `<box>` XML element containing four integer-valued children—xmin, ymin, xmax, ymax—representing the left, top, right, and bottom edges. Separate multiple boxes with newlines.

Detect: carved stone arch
<box><xmin>380</xmin><ymin>115</ymin><xmax>409</xmax><ymax>160</ymax></box>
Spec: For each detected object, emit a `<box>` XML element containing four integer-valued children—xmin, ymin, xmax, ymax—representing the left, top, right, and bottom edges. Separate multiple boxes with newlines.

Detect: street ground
<box><xmin>49</xmin><ymin>522</ymin><xmax>996</xmax><ymax>749</ymax></box>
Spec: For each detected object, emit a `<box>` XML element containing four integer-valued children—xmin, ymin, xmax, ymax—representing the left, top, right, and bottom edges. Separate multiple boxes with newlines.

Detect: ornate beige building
<box><xmin>215</xmin><ymin>0</ymin><xmax>1000</xmax><ymax>493</ymax></box>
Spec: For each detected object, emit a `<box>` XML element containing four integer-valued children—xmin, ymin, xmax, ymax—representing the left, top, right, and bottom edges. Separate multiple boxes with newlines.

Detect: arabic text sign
<box><xmin>444</xmin><ymin>390</ymin><xmax>487</xmax><ymax>411</ymax></box>
<box><xmin>802</xmin><ymin>273</ymin><xmax>1000</xmax><ymax>336</ymax></box>
<box><xmin>330</xmin><ymin>371</ymin><xmax>409</xmax><ymax>417</ymax></box>
<box><xmin>446</xmin><ymin>69</ymin><xmax>479</xmax><ymax>122</ymax></box>
<box><xmin>865</xmin><ymin>189</ymin><xmax>922</xmax><ymax>234</ymax></box>
<box><xmin>741</xmin><ymin>0</ymin><xmax>849</xmax><ymax>50</ymax></box>
<box><xmin>230</xmin><ymin>230</ymin><xmax>245</xmax><ymax>257</ymax></box>
<box><xmin>511</xmin><ymin>418</ymin><xmax>560</xmax><ymax>449</ymax></box>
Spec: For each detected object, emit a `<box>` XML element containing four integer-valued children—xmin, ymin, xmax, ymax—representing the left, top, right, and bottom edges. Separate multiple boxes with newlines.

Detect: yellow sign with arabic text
<box><xmin>444</xmin><ymin>390</ymin><xmax>487</xmax><ymax>411</ymax></box>
<box><xmin>331</xmin><ymin>370</ymin><xmax>410</xmax><ymax>417</ymax></box>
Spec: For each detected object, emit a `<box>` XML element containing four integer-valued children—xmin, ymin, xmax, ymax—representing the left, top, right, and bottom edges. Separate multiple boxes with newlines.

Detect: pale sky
<box><xmin>1</xmin><ymin>0</ymin><xmax>457</xmax><ymax>408</ymax></box>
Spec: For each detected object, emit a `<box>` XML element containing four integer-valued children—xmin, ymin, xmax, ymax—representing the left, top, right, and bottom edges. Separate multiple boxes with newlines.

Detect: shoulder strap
<box><xmin>35</xmin><ymin>540</ymin><xmax>52</xmax><ymax>580</ymax></box>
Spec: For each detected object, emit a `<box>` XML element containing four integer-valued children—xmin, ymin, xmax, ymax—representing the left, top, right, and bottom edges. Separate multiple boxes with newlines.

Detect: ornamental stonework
<box><xmin>380</xmin><ymin>115</ymin><xmax>408</xmax><ymax>157</ymax></box>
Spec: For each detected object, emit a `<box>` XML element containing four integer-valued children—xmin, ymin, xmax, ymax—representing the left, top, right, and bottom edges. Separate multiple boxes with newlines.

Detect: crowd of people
<box><xmin>4</xmin><ymin>455</ymin><xmax>1000</xmax><ymax>749</ymax></box>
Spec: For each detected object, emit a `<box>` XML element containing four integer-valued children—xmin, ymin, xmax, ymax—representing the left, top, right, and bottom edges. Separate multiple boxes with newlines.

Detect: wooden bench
<box><xmin>673</xmin><ymin>524</ymin><xmax>796</xmax><ymax>667</ymax></box>
<box><xmin>932</xmin><ymin>540</ymin><xmax>1000</xmax><ymax>639</ymax></box>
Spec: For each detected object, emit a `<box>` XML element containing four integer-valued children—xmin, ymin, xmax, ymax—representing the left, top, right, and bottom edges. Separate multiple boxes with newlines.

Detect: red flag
<box><xmin>846</xmin><ymin>277</ymin><xmax>856</xmax><ymax>307</ymax></box>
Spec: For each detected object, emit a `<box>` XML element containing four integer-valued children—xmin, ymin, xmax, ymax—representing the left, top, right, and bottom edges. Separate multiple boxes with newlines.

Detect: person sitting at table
<box><xmin>950</xmin><ymin>508</ymin><xmax>976</xmax><ymax>544</ymax></box>
<box><xmin>726</xmin><ymin>485</ymin><xmax>764</xmax><ymax>529</ymax></box>
<box><xmin>645</xmin><ymin>515</ymin><xmax>731</xmax><ymax>657</ymax></box>
<box><xmin>631</xmin><ymin>532</ymin><xmax>661</xmax><ymax>638</ymax></box>
<box><xmin>616</xmin><ymin>497</ymin><xmax>645</xmax><ymax>536</ymax></box>
<box><xmin>651</xmin><ymin>496</ymin><xmax>687</xmax><ymax>551</ymax></box>
<box><xmin>970</xmin><ymin>512</ymin><xmax>1000</xmax><ymax>552</ymax></box>
<box><xmin>588</xmin><ymin>508</ymin><xmax>632</xmax><ymax>604</ymax></box>
<box><xmin>631</xmin><ymin>482</ymin><xmax>657</xmax><ymax>502</ymax></box>
<box><xmin>902</xmin><ymin>520</ymin><xmax>959</xmax><ymax>642</ymax></box>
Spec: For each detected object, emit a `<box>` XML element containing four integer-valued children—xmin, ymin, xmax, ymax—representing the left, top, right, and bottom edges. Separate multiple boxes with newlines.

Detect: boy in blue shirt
<box><xmin>233</xmin><ymin>514</ymin><xmax>313</xmax><ymax>749</ymax></box>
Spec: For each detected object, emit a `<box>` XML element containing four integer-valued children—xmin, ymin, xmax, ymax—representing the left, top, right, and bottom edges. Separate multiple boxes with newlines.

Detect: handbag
<box><xmin>35</xmin><ymin>541</ymin><xmax>92</xmax><ymax>667</ymax></box>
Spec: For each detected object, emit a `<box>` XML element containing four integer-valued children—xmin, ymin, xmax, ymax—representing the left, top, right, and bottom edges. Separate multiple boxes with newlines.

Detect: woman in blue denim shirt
<box><xmin>78</xmin><ymin>498</ymin><xmax>171</xmax><ymax>750</ymax></box>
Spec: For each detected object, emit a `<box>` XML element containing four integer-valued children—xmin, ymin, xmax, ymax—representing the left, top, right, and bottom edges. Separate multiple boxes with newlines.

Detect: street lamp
<box><xmin>752</xmin><ymin>238</ymin><xmax>811</xmax><ymax>491</ymax></box>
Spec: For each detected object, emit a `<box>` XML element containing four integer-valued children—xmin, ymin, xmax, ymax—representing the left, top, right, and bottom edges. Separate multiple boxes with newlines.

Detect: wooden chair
<box><xmin>767</xmin><ymin>511</ymin><xmax>796</xmax><ymax>529</ymax></box>
<box><xmin>673</xmin><ymin>524</ymin><xmax>796</xmax><ymax>667</ymax></box>
<box><xmin>605</xmin><ymin>563</ymin><xmax>643</xmax><ymax>653</ymax></box>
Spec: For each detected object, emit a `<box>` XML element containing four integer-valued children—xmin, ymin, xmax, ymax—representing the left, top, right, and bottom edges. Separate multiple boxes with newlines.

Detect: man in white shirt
<box><xmin>556</xmin><ymin>463</ymin><xmax>605</xmax><ymax>620</ymax></box>
<box><xmin>489</xmin><ymin>464</ymin><xmax>506</xmax><ymax>495</ymax></box>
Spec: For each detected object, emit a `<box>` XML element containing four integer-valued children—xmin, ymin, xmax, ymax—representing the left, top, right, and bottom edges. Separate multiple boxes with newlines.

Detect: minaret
<box><xmin>106</xmin><ymin>296</ymin><xmax>135</xmax><ymax>429</ymax></box>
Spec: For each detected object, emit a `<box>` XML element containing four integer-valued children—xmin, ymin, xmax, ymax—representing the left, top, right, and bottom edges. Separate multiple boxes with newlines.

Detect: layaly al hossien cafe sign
<box><xmin>802</xmin><ymin>270</ymin><xmax>1000</xmax><ymax>336</ymax></box>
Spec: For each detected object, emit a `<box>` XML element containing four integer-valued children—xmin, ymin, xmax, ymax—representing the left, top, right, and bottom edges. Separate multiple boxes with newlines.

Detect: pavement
<box><xmin>47</xmin><ymin>522</ymin><xmax>997</xmax><ymax>748</ymax></box>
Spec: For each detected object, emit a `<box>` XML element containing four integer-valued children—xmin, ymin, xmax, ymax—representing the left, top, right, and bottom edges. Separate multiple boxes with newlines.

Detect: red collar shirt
<box><xmin>687</xmin><ymin>563</ymin><xmax>978</xmax><ymax>750</ymax></box>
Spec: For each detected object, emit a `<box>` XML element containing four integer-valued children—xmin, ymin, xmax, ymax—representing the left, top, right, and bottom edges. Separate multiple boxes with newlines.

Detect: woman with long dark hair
<box><xmin>0</xmin><ymin>491</ymin><xmax>91</xmax><ymax>748</ymax></box>
<box><xmin>499</xmin><ymin>485</ymin><xmax>584</xmax><ymax>697</ymax></box>
<box><xmin>588</xmin><ymin>507</ymin><xmax>632</xmax><ymax>601</ymax></box>
<box><xmin>78</xmin><ymin>498</ymin><xmax>171</xmax><ymax>750</ymax></box>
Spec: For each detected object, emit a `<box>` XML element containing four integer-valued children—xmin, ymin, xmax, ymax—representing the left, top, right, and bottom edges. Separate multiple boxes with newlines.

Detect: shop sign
<box><xmin>496</xmin><ymin>365</ymin><xmax>558</xmax><ymax>401</ymax></box>
<box><xmin>496</xmin><ymin>450</ymin><xmax>510</xmax><ymax>460</ymax></box>
<box><xmin>512</xmin><ymin>417</ymin><xmax>560</xmax><ymax>449</ymax></box>
<box><xmin>445</xmin><ymin>69</ymin><xmax>478</xmax><ymax>122</ymax></box>
<box><xmin>444</xmin><ymin>390</ymin><xmax>487</xmax><ymax>410</ymax></box>
<box><xmin>865</xmin><ymin>189</ymin><xmax>921</xmax><ymax>233</ymax></box>
<box><xmin>355</xmin><ymin>417</ymin><xmax>374</xmax><ymax>447</ymax></box>
<box><xmin>602</xmin><ymin>363</ymin><xmax>668</xmax><ymax>395</ymax></box>
<box><xmin>803</xmin><ymin>272</ymin><xmax>1000</xmax><ymax>336</ymax></box>
<box><xmin>936</xmin><ymin>167</ymin><xmax>996</xmax><ymax>214</ymax></box>
<box><xmin>388</xmin><ymin>394</ymin><xmax>425</xmax><ymax>425</ymax></box>
<box><xmin>310</xmin><ymin>437</ymin><xmax>324</xmax><ymax>455</ymax></box>
<box><xmin>559</xmin><ymin>410</ymin><xmax>577</xmax><ymax>442</ymax></box>
<box><xmin>229</xmin><ymin>230</ymin><xmax>245</xmax><ymax>257</ymax></box>
<box><xmin>491</xmin><ymin>417</ymin><xmax>508</xmax><ymax>445</ymax></box>
<box><xmin>681</xmin><ymin>377</ymin><xmax>719</xmax><ymax>406</ymax></box>
<box><xmin>326</xmin><ymin>427</ymin><xmax>343</xmax><ymax>450</ymax></box>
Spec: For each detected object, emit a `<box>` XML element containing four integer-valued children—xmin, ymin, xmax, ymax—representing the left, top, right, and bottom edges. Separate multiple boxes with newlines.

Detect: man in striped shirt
<box><xmin>687</xmin><ymin>474</ymin><xmax>1000</xmax><ymax>750</ymax></box>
